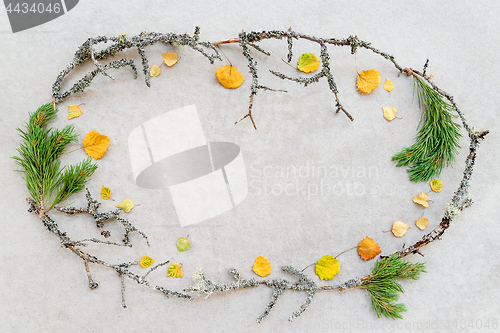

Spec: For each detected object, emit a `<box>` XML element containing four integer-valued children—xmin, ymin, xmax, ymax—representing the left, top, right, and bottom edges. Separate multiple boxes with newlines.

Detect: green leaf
<box><xmin>176</xmin><ymin>237</ymin><xmax>191</xmax><ymax>253</ymax></box>
<box><xmin>297</xmin><ymin>52</ymin><xmax>320</xmax><ymax>73</ymax></box>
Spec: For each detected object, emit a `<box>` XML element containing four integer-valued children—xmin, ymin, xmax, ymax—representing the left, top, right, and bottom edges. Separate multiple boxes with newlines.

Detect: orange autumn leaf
<box><xmin>252</xmin><ymin>256</ymin><xmax>271</xmax><ymax>277</ymax></box>
<box><xmin>68</xmin><ymin>105</ymin><xmax>83</xmax><ymax>120</ymax></box>
<box><xmin>162</xmin><ymin>52</ymin><xmax>178</xmax><ymax>67</ymax></box>
<box><xmin>413</xmin><ymin>192</ymin><xmax>429</xmax><ymax>207</ymax></box>
<box><xmin>100</xmin><ymin>185</ymin><xmax>111</xmax><ymax>200</ymax></box>
<box><xmin>415</xmin><ymin>216</ymin><xmax>429</xmax><ymax>230</ymax></box>
<box><xmin>356</xmin><ymin>69</ymin><xmax>381</xmax><ymax>94</ymax></box>
<box><xmin>216</xmin><ymin>65</ymin><xmax>244</xmax><ymax>89</ymax></box>
<box><xmin>83</xmin><ymin>130</ymin><xmax>110</xmax><ymax>160</ymax></box>
<box><xmin>358</xmin><ymin>237</ymin><xmax>382</xmax><ymax>261</ymax></box>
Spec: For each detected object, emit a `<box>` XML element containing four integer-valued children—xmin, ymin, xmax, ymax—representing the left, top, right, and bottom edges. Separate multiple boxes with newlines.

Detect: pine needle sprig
<box><xmin>360</xmin><ymin>255</ymin><xmax>426</xmax><ymax>319</ymax></box>
<box><xmin>13</xmin><ymin>103</ymin><xmax>97</xmax><ymax>214</ymax></box>
<box><xmin>392</xmin><ymin>76</ymin><xmax>461</xmax><ymax>182</ymax></box>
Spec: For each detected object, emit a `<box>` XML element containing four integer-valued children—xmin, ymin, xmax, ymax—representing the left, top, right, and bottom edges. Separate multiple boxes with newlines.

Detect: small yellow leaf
<box><xmin>167</xmin><ymin>262</ymin><xmax>183</xmax><ymax>278</ymax></box>
<box><xmin>391</xmin><ymin>221</ymin><xmax>410</xmax><ymax>237</ymax></box>
<box><xmin>252</xmin><ymin>256</ymin><xmax>271</xmax><ymax>277</ymax></box>
<box><xmin>68</xmin><ymin>105</ymin><xmax>83</xmax><ymax>120</ymax></box>
<box><xmin>315</xmin><ymin>255</ymin><xmax>340</xmax><ymax>281</ymax></box>
<box><xmin>358</xmin><ymin>237</ymin><xmax>382</xmax><ymax>261</ymax></box>
<box><xmin>116</xmin><ymin>198</ymin><xmax>135</xmax><ymax>213</ymax></box>
<box><xmin>382</xmin><ymin>107</ymin><xmax>397</xmax><ymax>121</ymax></box>
<box><xmin>415</xmin><ymin>216</ymin><xmax>429</xmax><ymax>230</ymax></box>
<box><xmin>139</xmin><ymin>256</ymin><xmax>155</xmax><ymax>268</ymax></box>
<box><xmin>216</xmin><ymin>65</ymin><xmax>245</xmax><ymax>89</ymax></box>
<box><xmin>384</xmin><ymin>78</ymin><xmax>395</xmax><ymax>92</ymax></box>
<box><xmin>150</xmin><ymin>65</ymin><xmax>161</xmax><ymax>77</ymax></box>
<box><xmin>297</xmin><ymin>52</ymin><xmax>320</xmax><ymax>73</ymax></box>
<box><xmin>356</xmin><ymin>69</ymin><xmax>381</xmax><ymax>94</ymax></box>
<box><xmin>430</xmin><ymin>179</ymin><xmax>443</xmax><ymax>193</ymax></box>
<box><xmin>163</xmin><ymin>52</ymin><xmax>178</xmax><ymax>67</ymax></box>
<box><xmin>101</xmin><ymin>185</ymin><xmax>111</xmax><ymax>200</ymax></box>
<box><xmin>83</xmin><ymin>131</ymin><xmax>110</xmax><ymax>160</ymax></box>
<box><xmin>176</xmin><ymin>237</ymin><xmax>191</xmax><ymax>253</ymax></box>
<box><xmin>413</xmin><ymin>192</ymin><xmax>429</xmax><ymax>207</ymax></box>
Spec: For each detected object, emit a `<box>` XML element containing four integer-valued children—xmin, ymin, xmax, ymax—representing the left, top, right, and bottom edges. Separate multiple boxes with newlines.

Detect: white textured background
<box><xmin>0</xmin><ymin>1</ymin><xmax>498</xmax><ymax>332</ymax></box>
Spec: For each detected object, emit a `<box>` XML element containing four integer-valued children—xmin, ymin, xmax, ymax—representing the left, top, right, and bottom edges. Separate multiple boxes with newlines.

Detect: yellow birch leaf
<box><xmin>163</xmin><ymin>52</ymin><xmax>178</xmax><ymax>67</ymax></box>
<box><xmin>415</xmin><ymin>216</ymin><xmax>429</xmax><ymax>230</ymax></box>
<box><xmin>315</xmin><ymin>255</ymin><xmax>340</xmax><ymax>280</ymax></box>
<box><xmin>382</xmin><ymin>107</ymin><xmax>397</xmax><ymax>121</ymax></box>
<box><xmin>167</xmin><ymin>262</ymin><xmax>183</xmax><ymax>278</ymax></box>
<box><xmin>430</xmin><ymin>179</ymin><xmax>443</xmax><ymax>193</ymax></box>
<box><xmin>391</xmin><ymin>221</ymin><xmax>410</xmax><ymax>237</ymax></box>
<box><xmin>216</xmin><ymin>65</ymin><xmax>245</xmax><ymax>89</ymax></box>
<box><xmin>358</xmin><ymin>237</ymin><xmax>382</xmax><ymax>261</ymax></box>
<box><xmin>100</xmin><ymin>185</ymin><xmax>111</xmax><ymax>200</ymax></box>
<box><xmin>83</xmin><ymin>130</ymin><xmax>110</xmax><ymax>160</ymax></box>
<box><xmin>176</xmin><ymin>237</ymin><xmax>191</xmax><ymax>253</ymax></box>
<box><xmin>252</xmin><ymin>256</ymin><xmax>271</xmax><ymax>277</ymax></box>
<box><xmin>356</xmin><ymin>69</ymin><xmax>381</xmax><ymax>94</ymax></box>
<box><xmin>68</xmin><ymin>105</ymin><xmax>83</xmax><ymax>120</ymax></box>
<box><xmin>384</xmin><ymin>78</ymin><xmax>395</xmax><ymax>92</ymax></box>
<box><xmin>149</xmin><ymin>65</ymin><xmax>161</xmax><ymax>77</ymax></box>
<box><xmin>297</xmin><ymin>52</ymin><xmax>320</xmax><ymax>73</ymax></box>
<box><xmin>116</xmin><ymin>198</ymin><xmax>135</xmax><ymax>213</ymax></box>
<box><xmin>413</xmin><ymin>192</ymin><xmax>429</xmax><ymax>207</ymax></box>
<box><xmin>139</xmin><ymin>256</ymin><xmax>155</xmax><ymax>268</ymax></box>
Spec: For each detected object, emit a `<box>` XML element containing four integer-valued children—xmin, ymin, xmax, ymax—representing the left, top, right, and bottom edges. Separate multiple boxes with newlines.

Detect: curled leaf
<box><xmin>116</xmin><ymin>198</ymin><xmax>135</xmax><ymax>213</ymax></box>
<box><xmin>167</xmin><ymin>262</ymin><xmax>183</xmax><ymax>278</ymax></box>
<box><xmin>252</xmin><ymin>256</ymin><xmax>272</xmax><ymax>277</ymax></box>
<box><xmin>413</xmin><ymin>192</ymin><xmax>429</xmax><ymax>207</ymax></box>
<box><xmin>430</xmin><ymin>179</ymin><xmax>443</xmax><ymax>193</ymax></box>
<box><xmin>297</xmin><ymin>52</ymin><xmax>320</xmax><ymax>73</ymax></box>
<box><xmin>391</xmin><ymin>221</ymin><xmax>410</xmax><ymax>237</ymax></box>
<box><xmin>139</xmin><ymin>256</ymin><xmax>155</xmax><ymax>268</ymax></box>
<box><xmin>83</xmin><ymin>130</ymin><xmax>110</xmax><ymax>160</ymax></box>
<box><xmin>162</xmin><ymin>52</ymin><xmax>178</xmax><ymax>67</ymax></box>
<box><xmin>216</xmin><ymin>65</ymin><xmax>245</xmax><ymax>89</ymax></box>
<box><xmin>415</xmin><ymin>216</ymin><xmax>429</xmax><ymax>230</ymax></box>
<box><xmin>68</xmin><ymin>105</ymin><xmax>83</xmax><ymax>120</ymax></box>
<box><xmin>149</xmin><ymin>65</ymin><xmax>161</xmax><ymax>77</ymax></box>
<box><xmin>100</xmin><ymin>185</ymin><xmax>111</xmax><ymax>200</ymax></box>
<box><xmin>384</xmin><ymin>78</ymin><xmax>395</xmax><ymax>92</ymax></box>
<box><xmin>382</xmin><ymin>107</ymin><xmax>397</xmax><ymax>121</ymax></box>
<box><xmin>358</xmin><ymin>237</ymin><xmax>382</xmax><ymax>261</ymax></box>
<box><xmin>176</xmin><ymin>237</ymin><xmax>191</xmax><ymax>253</ymax></box>
<box><xmin>356</xmin><ymin>69</ymin><xmax>381</xmax><ymax>94</ymax></box>
<box><xmin>315</xmin><ymin>255</ymin><xmax>340</xmax><ymax>281</ymax></box>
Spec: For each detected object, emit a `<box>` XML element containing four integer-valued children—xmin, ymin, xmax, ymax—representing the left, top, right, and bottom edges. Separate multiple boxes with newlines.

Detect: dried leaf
<box><xmin>68</xmin><ymin>105</ymin><xmax>83</xmax><ymax>120</ymax></box>
<box><xmin>83</xmin><ymin>131</ymin><xmax>110</xmax><ymax>160</ymax></box>
<box><xmin>176</xmin><ymin>237</ymin><xmax>191</xmax><ymax>253</ymax></box>
<box><xmin>356</xmin><ymin>69</ymin><xmax>381</xmax><ymax>94</ymax></box>
<box><xmin>101</xmin><ymin>185</ymin><xmax>111</xmax><ymax>200</ymax></box>
<box><xmin>384</xmin><ymin>78</ymin><xmax>395</xmax><ymax>92</ymax></box>
<box><xmin>358</xmin><ymin>237</ymin><xmax>382</xmax><ymax>261</ymax></box>
<box><xmin>216</xmin><ymin>65</ymin><xmax>245</xmax><ymax>89</ymax></box>
<box><xmin>382</xmin><ymin>107</ymin><xmax>398</xmax><ymax>121</ymax></box>
<box><xmin>149</xmin><ymin>65</ymin><xmax>161</xmax><ymax>77</ymax></box>
<box><xmin>139</xmin><ymin>256</ymin><xmax>155</xmax><ymax>268</ymax></box>
<box><xmin>252</xmin><ymin>256</ymin><xmax>271</xmax><ymax>277</ymax></box>
<box><xmin>162</xmin><ymin>52</ymin><xmax>178</xmax><ymax>67</ymax></box>
<box><xmin>430</xmin><ymin>179</ymin><xmax>443</xmax><ymax>193</ymax></box>
<box><xmin>413</xmin><ymin>192</ymin><xmax>429</xmax><ymax>207</ymax></box>
<box><xmin>415</xmin><ymin>216</ymin><xmax>429</xmax><ymax>230</ymax></box>
<box><xmin>391</xmin><ymin>221</ymin><xmax>410</xmax><ymax>237</ymax></box>
<box><xmin>116</xmin><ymin>198</ymin><xmax>135</xmax><ymax>213</ymax></box>
<box><xmin>315</xmin><ymin>255</ymin><xmax>340</xmax><ymax>281</ymax></box>
<box><xmin>167</xmin><ymin>262</ymin><xmax>183</xmax><ymax>278</ymax></box>
<box><xmin>297</xmin><ymin>52</ymin><xmax>320</xmax><ymax>73</ymax></box>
